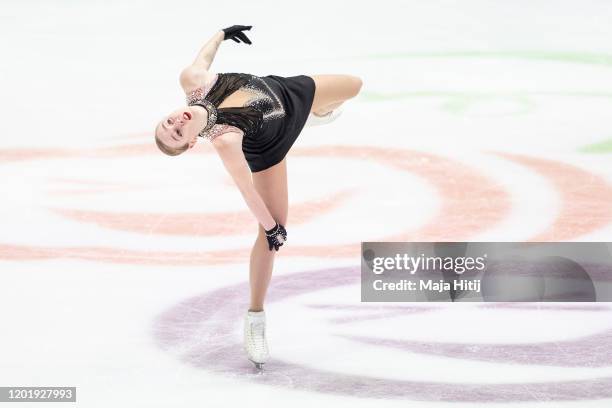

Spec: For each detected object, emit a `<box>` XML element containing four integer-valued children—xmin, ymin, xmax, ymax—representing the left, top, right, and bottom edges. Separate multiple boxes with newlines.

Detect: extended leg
<box><xmin>309</xmin><ymin>74</ymin><xmax>363</xmax><ymax>116</ymax></box>
<box><xmin>313</xmin><ymin>100</ymin><xmax>345</xmax><ymax>116</ymax></box>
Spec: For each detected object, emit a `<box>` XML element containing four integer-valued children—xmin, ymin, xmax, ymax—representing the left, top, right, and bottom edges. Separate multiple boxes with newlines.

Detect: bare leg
<box><xmin>246</xmin><ymin>74</ymin><xmax>363</xmax><ymax>309</ymax></box>
<box><xmin>248</xmin><ymin>233</ymin><xmax>274</xmax><ymax>312</ymax></box>
<box><xmin>312</xmin><ymin>100</ymin><xmax>346</xmax><ymax>117</ymax></box>
<box><xmin>309</xmin><ymin>74</ymin><xmax>363</xmax><ymax>116</ymax></box>
<box><xmin>248</xmin><ymin>158</ymin><xmax>289</xmax><ymax>311</ymax></box>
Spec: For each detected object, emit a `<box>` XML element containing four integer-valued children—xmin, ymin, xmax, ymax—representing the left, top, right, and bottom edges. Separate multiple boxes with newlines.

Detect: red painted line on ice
<box><xmin>0</xmin><ymin>243</ymin><xmax>248</xmax><ymax>265</ymax></box>
<box><xmin>0</xmin><ymin>148</ymin><xmax>75</xmax><ymax>162</ymax></box>
<box><xmin>494</xmin><ymin>152</ymin><xmax>612</xmax><ymax>241</ymax></box>
<box><xmin>7</xmin><ymin>144</ymin><xmax>611</xmax><ymax>265</ymax></box>
<box><xmin>0</xmin><ymin>144</ymin><xmax>512</xmax><ymax>264</ymax></box>
<box><xmin>285</xmin><ymin>145</ymin><xmax>511</xmax><ymax>257</ymax></box>
<box><xmin>47</xmin><ymin>177</ymin><xmax>157</xmax><ymax>194</ymax></box>
<box><xmin>47</xmin><ymin>189</ymin><xmax>357</xmax><ymax>236</ymax></box>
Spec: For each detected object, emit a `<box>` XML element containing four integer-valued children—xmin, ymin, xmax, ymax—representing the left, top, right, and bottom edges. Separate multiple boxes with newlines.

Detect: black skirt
<box><xmin>242</xmin><ymin>74</ymin><xmax>316</xmax><ymax>172</ymax></box>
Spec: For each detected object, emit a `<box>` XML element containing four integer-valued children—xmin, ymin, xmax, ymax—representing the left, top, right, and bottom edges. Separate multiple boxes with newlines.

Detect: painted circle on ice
<box><xmin>152</xmin><ymin>266</ymin><xmax>612</xmax><ymax>402</ymax></box>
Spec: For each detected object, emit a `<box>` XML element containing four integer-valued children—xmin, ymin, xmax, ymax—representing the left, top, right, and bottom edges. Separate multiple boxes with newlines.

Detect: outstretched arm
<box><xmin>180</xmin><ymin>26</ymin><xmax>253</xmax><ymax>91</ymax></box>
<box><xmin>211</xmin><ymin>131</ymin><xmax>277</xmax><ymax>232</ymax></box>
<box><xmin>191</xmin><ymin>25</ymin><xmax>253</xmax><ymax>70</ymax></box>
<box><xmin>191</xmin><ymin>31</ymin><xmax>225</xmax><ymax>70</ymax></box>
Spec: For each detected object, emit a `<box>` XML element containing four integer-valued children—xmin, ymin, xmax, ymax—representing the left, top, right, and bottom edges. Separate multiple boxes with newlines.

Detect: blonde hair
<box><xmin>154</xmin><ymin>122</ymin><xmax>189</xmax><ymax>156</ymax></box>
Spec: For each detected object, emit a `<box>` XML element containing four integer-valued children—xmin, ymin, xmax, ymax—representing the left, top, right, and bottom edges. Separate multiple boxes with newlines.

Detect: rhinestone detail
<box><xmin>185</xmin><ymin>73</ymin><xmax>285</xmax><ymax>142</ymax></box>
<box><xmin>185</xmin><ymin>74</ymin><xmax>220</xmax><ymax>137</ymax></box>
<box><xmin>186</xmin><ymin>74</ymin><xmax>219</xmax><ymax>104</ymax></box>
<box><xmin>241</xmin><ymin>75</ymin><xmax>285</xmax><ymax>121</ymax></box>
<box><xmin>191</xmin><ymin>99</ymin><xmax>218</xmax><ymax>137</ymax></box>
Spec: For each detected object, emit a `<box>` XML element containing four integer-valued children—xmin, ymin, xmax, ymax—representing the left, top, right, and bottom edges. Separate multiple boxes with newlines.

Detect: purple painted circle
<box><xmin>152</xmin><ymin>266</ymin><xmax>612</xmax><ymax>402</ymax></box>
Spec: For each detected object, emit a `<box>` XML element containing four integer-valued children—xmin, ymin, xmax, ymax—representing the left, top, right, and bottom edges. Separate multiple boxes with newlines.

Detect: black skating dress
<box><xmin>186</xmin><ymin>72</ymin><xmax>316</xmax><ymax>172</ymax></box>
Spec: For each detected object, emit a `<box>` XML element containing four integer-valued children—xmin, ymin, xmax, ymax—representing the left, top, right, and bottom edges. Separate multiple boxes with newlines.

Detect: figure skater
<box><xmin>154</xmin><ymin>25</ymin><xmax>362</xmax><ymax>369</ymax></box>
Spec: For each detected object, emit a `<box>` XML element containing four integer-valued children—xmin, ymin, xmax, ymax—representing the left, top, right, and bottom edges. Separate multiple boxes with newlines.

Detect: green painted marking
<box><xmin>361</xmin><ymin>91</ymin><xmax>612</xmax><ymax>117</ymax></box>
<box><xmin>360</xmin><ymin>91</ymin><xmax>612</xmax><ymax>103</ymax></box>
<box><xmin>351</xmin><ymin>50</ymin><xmax>612</xmax><ymax>105</ymax></box>
<box><xmin>346</xmin><ymin>50</ymin><xmax>612</xmax><ymax>148</ymax></box>
<box><xmin>343</xmin><ymin>51</ymin><xmax>612</xmax><ymax>67</ymax></box>
<box><xmin>579</xmin><ymin>138</ymin><xmax>612</xmax><ymax>154</ymax></box>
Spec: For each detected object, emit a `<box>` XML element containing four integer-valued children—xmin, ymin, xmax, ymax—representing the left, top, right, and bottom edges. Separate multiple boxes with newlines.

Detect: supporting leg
<box><xmin>244</xmin><ymin>159</ymin><xmax>288</xmax><ymax>368</ymax></box>
<box><xmin>248</xmin><ymin>231</ymin><xmax>274</xmax><ymax>312</ymax></box>
<box><xmin>248</xmin><ymin>158</ymin><xmax>289</xmax><ymax>311</ymax></box>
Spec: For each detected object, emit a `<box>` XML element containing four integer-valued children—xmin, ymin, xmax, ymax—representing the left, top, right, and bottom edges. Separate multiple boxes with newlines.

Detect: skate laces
<box><xmin>249</xmin><ymin>321</ymin><xmax>268</xmax><ymax>353</ymax></box>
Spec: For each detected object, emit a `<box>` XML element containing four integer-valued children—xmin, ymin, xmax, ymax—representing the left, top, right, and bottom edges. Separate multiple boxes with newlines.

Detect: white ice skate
<box><xmin>305</xmin><ymin>106</ymin><xmax>343</xmax><ymax>127</ymax></box>
<box><xmin>244</xmin><ymin>310</ymin><xmax>269</xmax><ymax>369</ymax></box>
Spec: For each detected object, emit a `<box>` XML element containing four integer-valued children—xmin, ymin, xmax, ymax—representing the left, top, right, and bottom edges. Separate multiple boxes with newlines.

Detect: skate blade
<box><xmin>249</xmin><ymin>359</ymin><xmax>265</xmax><ymax>370</ymax></box>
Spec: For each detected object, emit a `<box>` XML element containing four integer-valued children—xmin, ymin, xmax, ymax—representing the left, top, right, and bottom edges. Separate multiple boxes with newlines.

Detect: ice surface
<box><xmin>2</xmin><ymin>1</ymin><xmax>612</xmax><ymax>406</ymax></box>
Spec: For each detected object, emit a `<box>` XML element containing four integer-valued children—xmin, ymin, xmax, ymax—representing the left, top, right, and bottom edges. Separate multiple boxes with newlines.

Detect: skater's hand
<box><xmin>265</xmin><ymin>222</ymin><xmax>287</xmax><ymax>251</ymax></box>
<box><xmin>221</xmin><ymin>25</ymin><xmax>253</xmax><ymax>44</ymax></box>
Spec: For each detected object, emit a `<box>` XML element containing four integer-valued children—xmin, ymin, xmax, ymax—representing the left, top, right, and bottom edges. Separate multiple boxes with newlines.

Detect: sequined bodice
<box><xmin>186</xmin><ymin>72</ymin><xmax>286</xmax><ymax>141</ymax></box>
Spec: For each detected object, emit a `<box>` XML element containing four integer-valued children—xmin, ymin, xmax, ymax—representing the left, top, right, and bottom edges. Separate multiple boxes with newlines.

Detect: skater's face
<box><xmin>155</xmin><ymin>107</ymin><xmax>200</xmax><ymax>155</ymax></box>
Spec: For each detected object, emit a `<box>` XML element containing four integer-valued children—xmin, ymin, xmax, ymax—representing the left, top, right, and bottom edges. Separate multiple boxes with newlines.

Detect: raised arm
<box><xmin>191</xmin><ymin>25</ymin><xmax>253</xmax><ymax>70</ymax></box>
<box><xmin>180</xmin><ymin>26</ymin><xmax>253</xmax><ymax>92</ymax></box>
<box><xmin>191</xmin><ymin>30</ymin><xmax>224</xmax><ymax>71</ymax></box>
<box><xmin>210</xmin><ymin>131</ymin><xmax>277</xmax><ymax>232</ymax></box>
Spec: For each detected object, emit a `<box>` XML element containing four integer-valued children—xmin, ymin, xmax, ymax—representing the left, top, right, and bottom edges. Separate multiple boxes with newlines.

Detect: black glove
<box><xmin>221</xmin><ymin>25</ymin><xmax>253</xmax><ymax>44</ymax></box>
<box><xmin>265</xmin><ymin>222</ymin><xmax>287</xmax><ymax>251</ymax></box>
